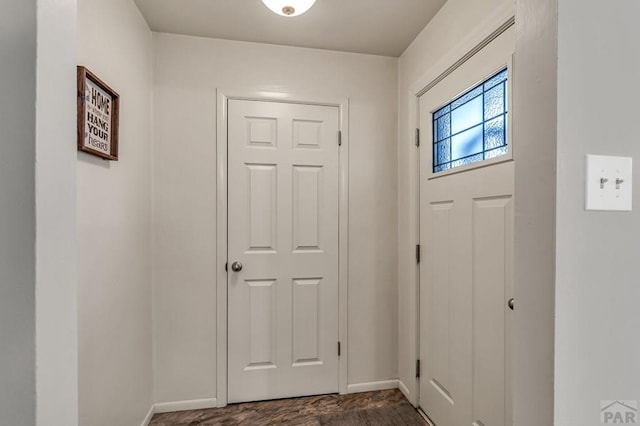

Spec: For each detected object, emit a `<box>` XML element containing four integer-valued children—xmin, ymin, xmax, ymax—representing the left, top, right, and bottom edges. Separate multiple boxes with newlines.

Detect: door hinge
<box><xmin>416</xmin><ymin>359</ymin><xmax>421</xmax><ymax>378</ymax></box>
<box><xmin>338</xmin><ymin>341</ymin><xmax>341</xmax><ymax>357</ymax></box>
<box><xmin>338</xmin><ymin>130</ymin><xmax>342</xmax><ymax>146</ymax></box>
<box><xmin>415</xmin><ymin>128</ymin><xmax>420</xmax><ymax>147</ymax></box>
<box><xmin>416</xmin><ymin>244</ymin><xmax>421</xmax><ymax>264</ymax></box>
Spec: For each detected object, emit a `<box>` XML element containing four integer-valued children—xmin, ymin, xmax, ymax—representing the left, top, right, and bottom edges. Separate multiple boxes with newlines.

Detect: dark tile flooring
<box><xmin>150</xmin><ymin>389</ymin><xmax>426</xmax><ymax>425</ymax></box>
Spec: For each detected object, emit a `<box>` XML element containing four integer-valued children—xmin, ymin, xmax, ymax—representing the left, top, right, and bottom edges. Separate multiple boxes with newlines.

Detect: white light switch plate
<box><xmin>585</xmin><ymin>155</ymin><xmax>633</xmax><ymax>211</ymax></box>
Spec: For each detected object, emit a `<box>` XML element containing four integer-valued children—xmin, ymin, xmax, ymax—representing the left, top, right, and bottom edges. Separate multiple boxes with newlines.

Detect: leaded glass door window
<box><xmin>432</xmin><ymin>69</ymin><xmax>508</xmax><ymax>173</ymax></box>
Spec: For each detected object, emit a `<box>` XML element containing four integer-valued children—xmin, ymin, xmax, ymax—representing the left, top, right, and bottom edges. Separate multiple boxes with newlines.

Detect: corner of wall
<box><xmin>512</xmin><ymin>0</ymin><xmax>557</xmax><ymax>424</ymax></box>
<box><xmin>35</xmin><ymin>0</ymin><xmax>79</xmax><ymax>424</ymax></box>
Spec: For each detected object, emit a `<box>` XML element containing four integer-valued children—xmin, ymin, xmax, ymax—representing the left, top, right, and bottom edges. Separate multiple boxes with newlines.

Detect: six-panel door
<box><xmin>227</xmin><ymin>99</ymin><xmax>340</xmax><ymax>403</ymax></box>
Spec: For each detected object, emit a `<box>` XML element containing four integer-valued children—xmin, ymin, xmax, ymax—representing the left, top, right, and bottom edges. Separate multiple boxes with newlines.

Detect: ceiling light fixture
<box><xmin>260</xmin><ymin>0</ymin><xmax>317</xmax><ymax>17</ymax></box>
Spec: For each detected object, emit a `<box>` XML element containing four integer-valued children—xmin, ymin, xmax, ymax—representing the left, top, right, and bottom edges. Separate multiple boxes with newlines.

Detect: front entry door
<box><xmin>227</xmin><ymin>99</ymin><xmax>340</xmax><ymax>403</ymax></box>
<box><xmin>418</xmin><ymin>27</ymin><xmax>515</xmax><ymax>426</ymax></box>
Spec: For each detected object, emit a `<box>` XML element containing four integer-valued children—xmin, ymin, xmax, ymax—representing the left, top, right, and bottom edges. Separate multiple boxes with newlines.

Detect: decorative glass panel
<box><xmin>434</xmin><ymin>139</ymin><xmax>451</xmax><ymax>166</ymax></box>
<box><xmin>483</xmin><ymin>69</ymin><xmax>508</xmax><ymax>90</ymax></box>
<box><xmin>485</xmin><ymin>146</ymin><xmax>509</xmax><ymax>159</ymax></box>
<box><xmin>451</xmin><ymin>86</ymin><xmax>483</xmax><ymax>110</ymax></box>
<box><xmin>450</xmin><ymin>153</ymin><xmax>484</xmax><ymax>168</ymax></box>
<box><xmin>433</xmin><ymin>105</ymin><xmax>450</xmax><ymax>120</ymax></box>
<box><xmin>435</xmin><ymin>115</ymin><xmax>451</xmax><ymax>142</ymax></box>
<box><xmin>451</xmin><ymin>124</ymin><xmax>483</xmax><ymax>159</ymax></box>
<box><xmin>485</xmin><ymin>116</ymin><xmax>505</xmax><ymax>149</ymax></box>
<box><xmin>451</xmin><ymin>96</ymin><xmax>483</xmax><ymax>134</ymax></box>
<box><xmin>432</xmin><ymin>68</ymin><xmax>509</xmax><ymax>173</ymax></box>
<box><xmin>484</xmin><ymin>84</ymin><xmax>505</xmax><ymax>120</ymax></box>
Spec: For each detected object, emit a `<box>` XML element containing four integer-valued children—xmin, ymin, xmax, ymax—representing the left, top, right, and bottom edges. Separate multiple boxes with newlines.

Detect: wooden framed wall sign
<box><xmin>77</xmin><ymin>66</ymin><xmax>120</xmax><ymax>160</ymax></box>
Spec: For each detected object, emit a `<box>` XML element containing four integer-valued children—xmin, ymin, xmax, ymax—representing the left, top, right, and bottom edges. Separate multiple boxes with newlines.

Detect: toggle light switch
<box><xmin>585</xmin><ymin>155</ymin><xmax>633</xmax><ymax>211</ymax></box>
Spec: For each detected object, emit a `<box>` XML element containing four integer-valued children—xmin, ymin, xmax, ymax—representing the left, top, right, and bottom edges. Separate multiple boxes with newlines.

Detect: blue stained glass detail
<box><xmin>484</xmin><ymin>69</ymin><xmax>508</xmax><ymax>90</ymax></box>
<box><xmin>435</xmin><ymin>115</ymin><xmax>451</xmax><ymax>142</ymax></box>
<box><xmin>451</xmin><ymin>96</ymin><xmax>483</xmax><ymax>134</ymax></box>
<box><xmin>431</xmin><ymin>67</ymin><xmax>509</xmax><ymax>173</ymax></box>
<box><xmin>451</xmin><ymin>86</ymin><xmax>483</xmax><ymax>110</ymax></box>
<box><xmin>484</xmin><ymin>83</ymin><xmax>505</xmax><ymax>120</ymax></box>
<box><xmin>504</xmin><ymin>83</ymin><xmax>508</xmax><ymax>112</ymax></box>
<box><xmin>435</xmin><ymin>139</ymin><xmax>451</xmax><ymax>165</ymax></box>
<box><xmin>433</xmin><ymin>105</ymin><xmax>450</xmax><ymax>120</ymax></box>
<box><xmin>485</xmin><ymin>115</ymin><xmax>505</xmax><ymax>149</ymax></box>
<box><xmin>450</xmin><ymin>153</ymin><xmax>484</xmax><ymax>168</ymax></box>
<box><xmin>452</xmin><ymin>125</ymin><xmax>483</xmax><ymax>159</ymax></box>
<box><xmin>485</xmin><ymin>146</ymin><xmax>509</xmax><ymax>159</ymax></box>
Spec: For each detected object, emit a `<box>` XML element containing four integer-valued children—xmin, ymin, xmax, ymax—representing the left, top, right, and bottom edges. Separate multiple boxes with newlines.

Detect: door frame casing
<box><xmin>215</xmin><ymin>89</ymin><xmax>350</xmax><ymax>407</ymax></box>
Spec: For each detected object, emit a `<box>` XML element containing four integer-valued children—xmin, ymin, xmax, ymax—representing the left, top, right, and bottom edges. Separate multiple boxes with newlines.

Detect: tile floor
<box><xmin>149</xmin><ymin>388</ymin><xmax>427</xmax><ymax>425</ymax></box>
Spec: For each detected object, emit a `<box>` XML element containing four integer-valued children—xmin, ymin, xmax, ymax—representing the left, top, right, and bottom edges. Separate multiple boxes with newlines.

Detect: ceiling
<box><xmin>134</xmin><ymin>0</ymin><xmax>447</xmax><ymax>57</ymax></box>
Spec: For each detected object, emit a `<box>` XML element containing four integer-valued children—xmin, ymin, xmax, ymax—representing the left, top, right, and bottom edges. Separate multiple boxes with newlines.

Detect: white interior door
<box><xmin>418</xmin><ymin>27</ymin><xmax>515</xmax><ymax>426</ymax></box>
<box><xmin>227</xmin><ymin>99</ymin><xmax>340</xmax><ymax>403</ymax></box>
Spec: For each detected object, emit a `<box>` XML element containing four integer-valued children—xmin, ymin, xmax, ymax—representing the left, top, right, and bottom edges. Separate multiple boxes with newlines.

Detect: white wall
<box><xmin>0</xmin><ymin>1</ymin><xmax>37</xmax><ymax>424</ymax></box>
<box><xmin>512</xmin><ymin>0</ymin><xmax>557</xmax><ymax>424</ymax></box>
<box><xmin>396</xmin><ymin>0</ymin><xmax>514</xmax><ymax>403</ymax></box>
<box><xmin>1</xmin><ymin>1</ymin><xmax>79</xmax><ymax>424</ymax></box>
<box><xmin>152</xmin><ymin>34</ymin><xmax>398</xmax><ymax>403</ymax></box>
<box><xmin>555</xmin><ymin>0</ymin><xmax>640</xmax><ymax>424</ymax></box>
<box><xmin>35</xmin><ymin>0</ymin><xmax>79</xmax><ymax>424</ymax></box>
<box><xmin>77</xmin><ymin>0</ymin><xmax>154</xmax><ymax>424</ymax></box>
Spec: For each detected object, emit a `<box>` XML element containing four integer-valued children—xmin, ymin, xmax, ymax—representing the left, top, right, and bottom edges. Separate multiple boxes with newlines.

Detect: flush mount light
<box><xmin>260</xmin><ymin>0</ymin><xmax>317</xmax><ymax>17</ymax></box>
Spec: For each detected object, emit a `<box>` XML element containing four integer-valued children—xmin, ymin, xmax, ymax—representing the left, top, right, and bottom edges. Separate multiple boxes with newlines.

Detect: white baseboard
<box><xmin>346</xmin><ymin>379</ymin><xmax>399</xmax><ymax>394</ymax></box>
<box><xmin>140</xmin><ymin>405</ymin><xmax>154</xmax><ymax>426</ymax></box>
<box><xmin>398</xmin><ymin>379</ymin><xmax>411</xmax><ymax>401</ymax></box>
<box><xmin>154</xmin><ymin>398</ymin><xmax>218</xmax><ymax>414</ymax></box>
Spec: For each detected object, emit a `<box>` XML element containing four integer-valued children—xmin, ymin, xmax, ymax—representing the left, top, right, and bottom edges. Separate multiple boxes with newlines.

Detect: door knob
<box><xmin>231</xmin><ymin>262</ymin><xmax>243</xmax><ymax>272</ymax></box>
<box><xmin>508</xmin><ymin>298</ymin><xmax>515</xmax><ymax>311</ymax></box>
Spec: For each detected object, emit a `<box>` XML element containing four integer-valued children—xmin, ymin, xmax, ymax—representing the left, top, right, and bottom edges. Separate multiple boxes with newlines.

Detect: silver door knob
<box><xmin>231</xmin><ymin>262</ymin><xmax>243</xmax><ymax>272</ymax></box>
<box><xmin>508</xmin><ymin>298</ymin><xmax>515</xmax><ymax>311</ymax></box>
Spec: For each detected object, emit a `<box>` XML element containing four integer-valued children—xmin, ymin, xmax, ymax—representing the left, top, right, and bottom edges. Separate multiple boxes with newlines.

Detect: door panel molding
<box><xmin>216</xmin><ymin>89</ymin><xmax>350</xmax><ymax>407</ymax></box>
<box><xmin>471</xmin><ymin>195</ymin><xmax>513</xmax><ymax>426</ymax></box>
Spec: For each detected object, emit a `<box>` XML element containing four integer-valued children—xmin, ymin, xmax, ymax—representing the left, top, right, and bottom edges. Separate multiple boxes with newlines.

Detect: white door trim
<box><xmin>216</xmin><ymin>89</ymin><xmax>350</xmax><ymax>407</ymax></box>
